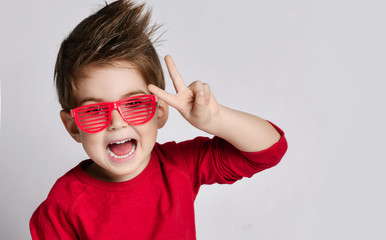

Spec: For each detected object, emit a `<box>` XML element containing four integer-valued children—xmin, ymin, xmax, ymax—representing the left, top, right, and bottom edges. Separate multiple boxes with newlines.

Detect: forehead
<box><xmin>75</xmin><ymin>61</ymin><xmax>149</xmax><ymax>103</ymax></box>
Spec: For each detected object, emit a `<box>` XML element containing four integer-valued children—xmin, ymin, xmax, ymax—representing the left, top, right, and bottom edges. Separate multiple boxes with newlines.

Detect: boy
<box><xmin>30</xmin><ymin>0</ymin><xmax>287</xmax><ymax>239</ymax></box>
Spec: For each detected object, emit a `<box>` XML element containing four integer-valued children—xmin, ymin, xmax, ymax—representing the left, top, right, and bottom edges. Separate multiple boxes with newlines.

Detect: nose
<box><xmin>107</xmin><ymin>109</ymin><xmax>129</xmax><ymax>131</ymax></box>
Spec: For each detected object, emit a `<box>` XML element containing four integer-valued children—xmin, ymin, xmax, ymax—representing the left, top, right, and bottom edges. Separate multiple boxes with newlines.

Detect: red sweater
<box><xmin>30</xmin><ymin>125</ymin><xmax>287</xmax><ymax>239</ymax></box>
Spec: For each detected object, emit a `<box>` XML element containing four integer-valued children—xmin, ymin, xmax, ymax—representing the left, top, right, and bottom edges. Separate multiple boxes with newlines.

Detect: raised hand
<box><xmin>148</xmin><ymin>55</ymin><xmax>220</xmax><ymax>133</ymax></box>
<box><xmin>149</xmin><ymin>55</ymin><xmax>281</xmax><ymax>152</ymax></box>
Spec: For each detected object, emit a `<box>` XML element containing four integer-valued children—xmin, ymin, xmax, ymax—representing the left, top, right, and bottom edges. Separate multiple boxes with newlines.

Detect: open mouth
<box><xmin>107</xmin><ymin>139</ymin><xmax>137</xmax><ymax>159</ymax></box>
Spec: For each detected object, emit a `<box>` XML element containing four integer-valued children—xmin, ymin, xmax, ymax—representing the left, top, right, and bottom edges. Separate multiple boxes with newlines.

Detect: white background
<box><xmin>1</xmin><ymin>0</ymin><xmax>385</xmax><ymax>239</ymax></box>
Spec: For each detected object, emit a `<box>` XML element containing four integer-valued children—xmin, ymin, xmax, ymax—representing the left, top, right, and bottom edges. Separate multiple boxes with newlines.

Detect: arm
<box><xmin>148</xmin><ymin>55</ymin><xmax>281</xmax><ymax>152</ymax></box>
<box><xmin>207</xmin><ymin>106</ymin><xmax>281</xmax><ymax>152</ymax></box>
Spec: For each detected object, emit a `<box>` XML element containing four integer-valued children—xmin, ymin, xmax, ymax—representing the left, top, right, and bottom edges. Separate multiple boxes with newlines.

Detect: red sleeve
<box><xmin>29</xmin><ymin>172</ymin><xmax>85</xmax><ymax>240</ymax></box>
<box><xmin>30</xmin><ymin>201</ymin><xmax>78</xmax><ymax>240</ymax></box>
<box><xmin>158</xmin><ymin>122</ymin><xmax>287</xmax><ymax>194</ymax></box>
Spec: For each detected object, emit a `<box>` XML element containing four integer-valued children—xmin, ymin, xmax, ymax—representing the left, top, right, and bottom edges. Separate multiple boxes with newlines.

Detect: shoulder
<box><xmin>30</xmin><ymin>163</ymin><xmax>89</xmax><ymax>239</ymax></box>
<box><xmin>151</xmin><ymin>138</ymin><xmax>207</xmax><ymax>175</ymax></box>
<box><xmin>152</xmin><ymin>137</ymin><xmax>232</xmax><ymax>175</ymax></box>
<box><xmin>37</xmin><ymin>162</ymin><xmax>90</xmax><ymax>215</ymax></box>
<box><xmin>154</xmin><ymin>137</ymin><xmax>212</xmax><ymax>162</ymax></box>
<box><xmin>155</xmin><ymin>137</ymin><xmax>214</xmax><ymax>152</ymax></box>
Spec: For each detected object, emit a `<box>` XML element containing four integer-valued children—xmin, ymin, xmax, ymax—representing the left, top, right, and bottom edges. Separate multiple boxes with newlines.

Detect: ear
<box><xmin>60</xmin><ymin>110</ymin><xmax>81</xmax><ymax>143</ymax></box>
<box><xmin>156</xmin><ymin>99</ymin><xmax>169</xmax><ymax>129</ymax></box>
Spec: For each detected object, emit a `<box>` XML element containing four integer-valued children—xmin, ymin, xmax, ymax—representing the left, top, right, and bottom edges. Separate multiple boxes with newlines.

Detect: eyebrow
<box><xmin>78</xmin><ymin>90</ymin><xmax>149</xmax><ymax>106</ymax></box>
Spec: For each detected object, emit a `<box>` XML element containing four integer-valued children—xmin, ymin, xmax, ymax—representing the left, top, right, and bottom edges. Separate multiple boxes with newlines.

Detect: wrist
<box><xmin>199</xmin><ymin>104</ymin><xmax>226</xmax><ymax>136</ymax></box>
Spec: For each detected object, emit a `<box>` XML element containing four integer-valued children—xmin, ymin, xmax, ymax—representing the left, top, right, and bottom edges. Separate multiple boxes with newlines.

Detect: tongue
<box><xmin>109</xmin><ymin>141</ymin><xmax>134</xmax><ymax>156</ymax></box>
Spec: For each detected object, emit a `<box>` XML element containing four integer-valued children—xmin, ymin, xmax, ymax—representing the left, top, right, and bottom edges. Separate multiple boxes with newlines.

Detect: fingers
<box><xmin>164</xmin><ymin>55</ymin><xmax>186</xmax><ymax>93</ymax></box>
<box><xmin>149</xmin><ymin>80</ymin><xmax>212</xmax><ymax>118</ymax></box>
<box><xmin>147</xmin><ymin>84</ymin><xmax>180</xmax><ymax>109</ymax></box>
<box><xmin>150</xmin><ymin>55</ymin><xmax>213</xmax><ymax>119</ymax></box>
<box><xmin>189</xmin><ymin>81</ymin><xmax>212</xmax><ymax>117</ymax></box>
<box><xmin>189</xmin><ymin>81</ymin><xmax>210</xmax><ymax>106</ymax></box>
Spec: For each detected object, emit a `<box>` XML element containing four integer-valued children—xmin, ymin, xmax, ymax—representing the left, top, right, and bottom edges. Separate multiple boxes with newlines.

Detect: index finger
<box><xmin>164</xmin><ymin>55</ymin><xmax>186</xmax><ymax>93</ymax></box>
<box><xmin>147</xmin><ymin>84</ymin><xmax>181</xmax><ymax>109</ymax></box>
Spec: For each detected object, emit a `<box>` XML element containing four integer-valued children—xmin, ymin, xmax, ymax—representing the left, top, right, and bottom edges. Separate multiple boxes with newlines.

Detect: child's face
<box><xmin>62</xmin><ymin>61</ymin><xmax>166</xmax><ymax>182</ymax></box>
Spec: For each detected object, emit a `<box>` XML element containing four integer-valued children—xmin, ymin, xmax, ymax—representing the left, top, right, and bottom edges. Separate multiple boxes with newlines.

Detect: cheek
<box><xmin>138</xmin><ymin>120</ymin><xmax>158</xmax><ymax>143</ymax></box>
<box><xmin>80</xmin><ymin>132</ymin><xmax>105</xmax><ymax>155</ymax></box>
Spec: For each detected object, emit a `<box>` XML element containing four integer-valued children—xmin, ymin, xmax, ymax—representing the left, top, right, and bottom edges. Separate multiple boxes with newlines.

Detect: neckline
<box><xmin>72</xmin><ymin>150</ymin><xmax>159</xmax><ymax>192</ymax></box>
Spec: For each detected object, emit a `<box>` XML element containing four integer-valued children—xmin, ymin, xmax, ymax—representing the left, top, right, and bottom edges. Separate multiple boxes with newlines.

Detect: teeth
<box><xmin>107</xmin><ymin>139</ymin><xmax>136</xmax><ymax>159</ymax></box>
<box><xmin>112</xmin><ymin>139</ymin><xmax>131</xmax><ymax>145</ymax></box>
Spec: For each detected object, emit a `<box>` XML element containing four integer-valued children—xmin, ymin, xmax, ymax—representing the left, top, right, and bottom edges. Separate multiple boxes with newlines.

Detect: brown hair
<box><xmin>55</xmin><ymin>0</ymin><xmax>164</xmax><ymax>111</ymax></box>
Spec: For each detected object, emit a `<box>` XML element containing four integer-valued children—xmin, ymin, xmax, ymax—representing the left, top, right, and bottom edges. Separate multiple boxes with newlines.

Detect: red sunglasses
<box><xmin>71</xmin><ymin>95</ymin><xmax>158</xmax><ymax>133</ymax></box>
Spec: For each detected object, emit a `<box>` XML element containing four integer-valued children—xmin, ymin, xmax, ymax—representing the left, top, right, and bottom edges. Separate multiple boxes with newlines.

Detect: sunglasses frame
<box><xmin>70</xmin><ymin>95</ymin><xmax>158</xmax><ymax>133</ymax></box>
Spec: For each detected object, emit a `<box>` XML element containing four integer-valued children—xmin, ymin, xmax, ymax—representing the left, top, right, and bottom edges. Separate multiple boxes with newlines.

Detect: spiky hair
<box><xmin>55</xmin><ymin>0</ymin><xmax>164</xmax><ymax>110</ymax></box>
